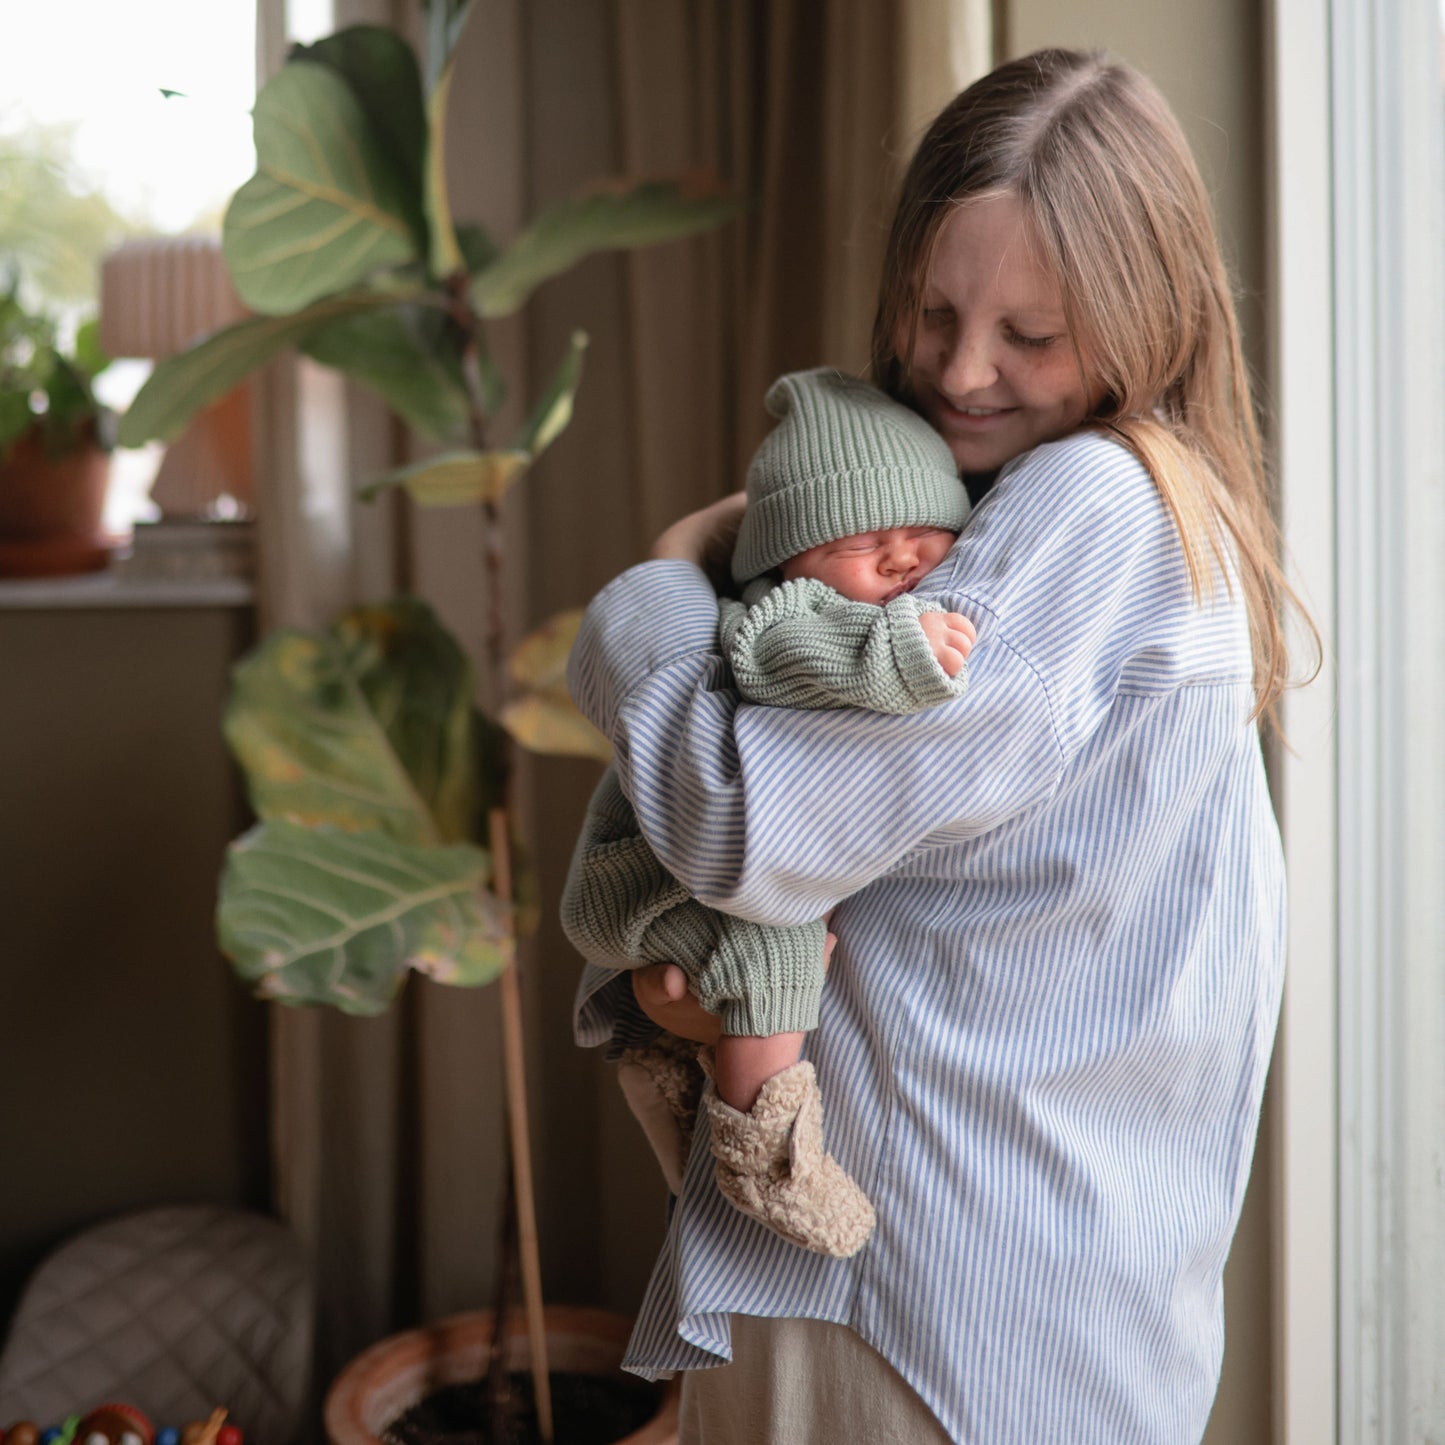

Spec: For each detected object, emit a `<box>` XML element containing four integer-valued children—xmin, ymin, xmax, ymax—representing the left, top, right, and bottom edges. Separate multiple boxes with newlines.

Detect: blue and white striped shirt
<box><xmin>570</xmin><ymin>430</ymin><xmax>1285</xmax><ymax>1444</ymax></box>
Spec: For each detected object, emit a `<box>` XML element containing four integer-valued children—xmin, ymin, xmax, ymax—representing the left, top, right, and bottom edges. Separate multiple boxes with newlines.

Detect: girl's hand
<box><xmin>630</xmin><ymin>932</ymin><xmax>838</xmax><ymax>1046</ymax></box>
<box><xmin>651</xmin><ymin>491</ymin><xmax>748</xmax><ymax>590</ymax></box>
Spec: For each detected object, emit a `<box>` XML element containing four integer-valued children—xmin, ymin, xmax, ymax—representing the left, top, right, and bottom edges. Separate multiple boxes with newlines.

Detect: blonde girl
<box><xmin>572</xmin><ymin>48</ymin><xmax>1310</xmax><ymax>1444</ymax></box>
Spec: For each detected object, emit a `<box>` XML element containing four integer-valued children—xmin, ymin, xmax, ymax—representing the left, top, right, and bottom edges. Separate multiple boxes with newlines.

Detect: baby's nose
<box><xmin>882</xmin><ymin>538</ymin><xmax>918</xmax><ymax>571</ymax></box>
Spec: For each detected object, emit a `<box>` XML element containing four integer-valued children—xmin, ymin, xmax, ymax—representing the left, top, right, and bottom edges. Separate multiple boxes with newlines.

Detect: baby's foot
<box><xmin>703</xmin><ymin>1060</ymin><xmax>875</xmax><ymax>1257</ymax></box>
<box><xmin>617</xmin><ymin>1035</ymin><xmax>706</xmax><ymax>1193</ymax></box>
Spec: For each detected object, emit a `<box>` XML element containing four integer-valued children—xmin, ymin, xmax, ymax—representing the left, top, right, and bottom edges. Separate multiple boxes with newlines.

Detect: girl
<box><xmin>572</xmin><ymin>48</ymin><xmax>1310</xmax><ymax>1444</ymax></box>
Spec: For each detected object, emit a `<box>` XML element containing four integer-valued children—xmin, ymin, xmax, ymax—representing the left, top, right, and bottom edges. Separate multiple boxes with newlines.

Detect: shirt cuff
<box><xmin>567</xmin><ymin>560</ymin><xmax>722</xmax><ymax>737</ymax></box>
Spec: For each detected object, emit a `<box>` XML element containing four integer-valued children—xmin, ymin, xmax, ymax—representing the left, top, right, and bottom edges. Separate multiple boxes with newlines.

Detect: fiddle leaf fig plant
<box><xmin>217</xmin><ymin>598</ymin><xmax>513</xmax><ymax>1013</ymax></box>
<box><xmin>118</xmin><ymin>2</ymin><xmax>737</xmax><ymax>1014</ymax></box>
<box><xmin>130</xmin><ymin>5</ymin><xmax>741</xmax><ymax>1432</ymax></box>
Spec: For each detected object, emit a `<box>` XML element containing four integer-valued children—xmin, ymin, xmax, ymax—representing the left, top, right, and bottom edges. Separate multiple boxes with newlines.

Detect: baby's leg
<box><xmin>713</xmin><ymin>1031</ymin><xmax>806</xmax><ymax>1112</ymax></box>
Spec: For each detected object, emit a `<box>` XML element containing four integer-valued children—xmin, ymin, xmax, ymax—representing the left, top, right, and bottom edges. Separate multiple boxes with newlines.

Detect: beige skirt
<box><xmin>678</xmin><ymin>1314</ymin><xmax>955</xmax><ymax>1444</ymax></box>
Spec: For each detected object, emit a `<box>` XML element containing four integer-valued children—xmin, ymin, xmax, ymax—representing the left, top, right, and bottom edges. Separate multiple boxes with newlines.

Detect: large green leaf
<box><xmin>500</xmin><ymin>608</ymin><xmax>611</xmax><ymax>761</ymax></box>
<box><xmin>301</xmin><ymin>302</ymin><xmax>473</xmax><ymax>442</ymax></box>
<box><xmin>224</xmin><ymin>62</ymin><xmax>421</xmax><ymax>313</ymax></box>
<box><xmin>224</xmin><ymin>597</ymin><xmax>477</xmax><ymax>847</ymax></box>
<box><xmin>513</xmin><ymin>329</ymin><xmax>588</xmax><ymax>458</ymax></box>
<box><xmin>219</xmin><ymin>818</ymin><xmax>510</xmax><ymax>1014</ymax></box>
<box><xmin>338</xmin><ymin>599</ymin><xmax>479</xmax><ymax>844</ymax></box>
<box><xmin>471</xmin><ymin>176</ymin><xmax>744</xmax><ymax>318</ymax></box>
<box><xmin>289</xmin><ymin>27</ymin><xmax>428</xmax><ymax>223</ymax></box>
<box><xmin>118</xmin><ymin>290</ymin><xmax>407</xmax><ymax>447</ymax></box>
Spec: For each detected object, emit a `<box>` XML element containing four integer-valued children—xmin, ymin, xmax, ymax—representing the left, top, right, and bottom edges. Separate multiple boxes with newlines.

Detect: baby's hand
<box><xmin>919</xmin><ymin>611</ymin><xmax>976</xmax><ymax>677</ymax></box>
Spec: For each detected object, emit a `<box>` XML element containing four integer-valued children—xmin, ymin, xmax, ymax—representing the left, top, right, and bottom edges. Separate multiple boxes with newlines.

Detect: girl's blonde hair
<box><xmin>871</xmin><ymin>48</ymin><xmax>1314</xmax><ymax>722</ymax></box>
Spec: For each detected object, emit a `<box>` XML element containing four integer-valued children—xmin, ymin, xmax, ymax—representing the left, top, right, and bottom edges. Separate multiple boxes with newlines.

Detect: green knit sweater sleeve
<box><xmin>559</xmin><ymin>765</ymin><xmax>827</xmax><ymax>1035</ymax></box>
<box><xmin>719</xmin><ymin>576</ymin><xmax>968</xmax><ymax>715</ymax></box>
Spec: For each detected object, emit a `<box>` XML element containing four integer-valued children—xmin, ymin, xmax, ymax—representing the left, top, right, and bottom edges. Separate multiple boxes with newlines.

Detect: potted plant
<box><xmin>119</xmin><ymin>4</ymin><xmax>737</xmax><ymax>1442</ymax></box>
<box><xmin>0</xmin><ymin>282</ymin><xmax>118</xmax><ymax>577</ymax></box>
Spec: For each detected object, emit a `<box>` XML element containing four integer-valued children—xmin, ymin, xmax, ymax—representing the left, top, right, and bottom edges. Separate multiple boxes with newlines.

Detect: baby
<box><xmin>561</xmin><ymin>368</ymin><xmax>975</xmax><ymax>1256</ymax></box>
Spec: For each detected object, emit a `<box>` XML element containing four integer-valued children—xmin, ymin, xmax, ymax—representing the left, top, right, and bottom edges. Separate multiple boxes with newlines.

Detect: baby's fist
<box><xmin>920</xmin><ymin>611</ymin><xmax>976</xmax><ymax>677</ymax></box>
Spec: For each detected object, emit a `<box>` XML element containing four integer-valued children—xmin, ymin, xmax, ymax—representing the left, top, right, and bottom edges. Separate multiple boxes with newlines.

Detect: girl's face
<box><xmin>901</xmin><ymin>193</ymin><xmax>1100</xmax><ymax>480</ymax></box>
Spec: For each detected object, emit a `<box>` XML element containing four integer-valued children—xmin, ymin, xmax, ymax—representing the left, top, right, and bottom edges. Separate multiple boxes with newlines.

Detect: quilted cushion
<box><xmin>0</xmin><ymin>1206</ymin><xmax>313</xmax><ymax>1445</ymax></box>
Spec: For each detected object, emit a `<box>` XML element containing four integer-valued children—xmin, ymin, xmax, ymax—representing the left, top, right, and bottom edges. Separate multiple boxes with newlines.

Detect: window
<box><xmin>0</xmin><ymin>0</ymin><xmax>257</xmax><ymax>530</ymax></box>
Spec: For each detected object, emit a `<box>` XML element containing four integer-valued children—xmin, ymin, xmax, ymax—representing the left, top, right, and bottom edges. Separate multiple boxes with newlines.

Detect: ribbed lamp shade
<box><xmin>99</xmin><ymin>236</ymin><xmax>246</xmax><ymax>357</ymax></box>
<box><xmin>99</xmin><ymin>237</ymin><xmax>254</xmax><ymax>517</ymax></box>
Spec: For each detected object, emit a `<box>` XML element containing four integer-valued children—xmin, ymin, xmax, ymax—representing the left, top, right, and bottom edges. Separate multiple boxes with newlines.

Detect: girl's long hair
<box><xmin>871</xmin><ymin>48</ymin><xmax>1316</xmax><ymax>722</ymax></box>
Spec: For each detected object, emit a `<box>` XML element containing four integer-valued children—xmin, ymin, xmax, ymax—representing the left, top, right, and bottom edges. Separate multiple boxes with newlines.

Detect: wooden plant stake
<box><xmin>489</xmin><ymin>806</ymin><xmax>554</xmax><ymax>1443</ymax></box>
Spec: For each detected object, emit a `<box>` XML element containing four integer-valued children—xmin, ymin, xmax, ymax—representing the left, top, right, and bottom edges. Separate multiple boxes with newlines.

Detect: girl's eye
<box><xmin>1007</xmin><ymin>327</ymin><xmax>1059</xmax><ymax>349</ymax></box>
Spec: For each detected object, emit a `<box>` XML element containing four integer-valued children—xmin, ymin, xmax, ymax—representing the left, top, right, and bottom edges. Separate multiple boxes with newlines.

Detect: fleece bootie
<box><xmin>617</xmin><ymin>1035</ymin><xmax>707</xmax><ymax>1194</ymax></box>
<box><xmin>703</xmin><ymin>1060</ymin><xmax>875</xmax><ymax>1258</ymax></box>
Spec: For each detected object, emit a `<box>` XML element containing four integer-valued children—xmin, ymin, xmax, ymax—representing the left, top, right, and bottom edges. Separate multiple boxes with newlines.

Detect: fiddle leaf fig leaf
<box><xmin>500</xmin><ymin>692</ymin><xmax>611</xmax><ymax>762</ymax></box>
<box><xmin>336</xmin><ymin>598</ymin><xmax>480</xmax><ymax>844</ymax></box>
<box><xmin>118</xmin><ymin>290</ymin><xmax>410</xmax><ymax>447</ymax></box>
<box><xmin>224</xmin><ymin>61</ymin><xmax>421</xmax><ymax>313</ymax></box>
<box><xmin>289</xmin><ymin>27</ymin><xmax>429</xmax><ymax>220</ymax></box>
<box><xmin>501</xmin><ymin>609</ymin><xmax>611</xmax><ymax>761</ymax></box>
<box><xmin>471</xmin><ymin>174</ymin><xmax>743</xmax><ymax>318</ymax></box>
<box><xmin>513</xmin><ymin>330</ymin><xmax>588</xmax><ymax>458</ymax></box>
<box><xmin>360</xmin><ymin>449</ymin><xmax>533</xmax><ymax>506</ymax></box>
<box><xmin>224</xmin><ymin>597</ymin><xmax>478</xmax><ymax>846</ymax></box>
<box><xmin>218</xmin><ymin>818</ymin><xmax>511</xmax><ymax>1015</ymax></box>
<box><xmin>508</xmin><ymin>607</ymin><xmax>582</xmax><ymax>690</ymax></box>
<box><xmin>301</xmin><ymin>302</ymin><xmax>473</xmax><ymax>443</ymax></box>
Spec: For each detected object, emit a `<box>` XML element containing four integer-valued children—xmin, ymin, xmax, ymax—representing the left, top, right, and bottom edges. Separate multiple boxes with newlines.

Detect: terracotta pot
<box><xmin>324</xmin><ymin>1306</ymin><xmax>680</xmax><ymax>1445</ymax></box>
<box><xmin>0</xmin><ymin>427</ymin><xmax>116</xmax><ymax>577</ymax></box>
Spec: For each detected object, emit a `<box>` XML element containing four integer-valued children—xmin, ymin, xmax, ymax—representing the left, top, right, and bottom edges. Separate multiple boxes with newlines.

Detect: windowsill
<box><xmin>0</xmin><ymin>570</ymin><xmax>254</xmax><ymax>610</ymax></box>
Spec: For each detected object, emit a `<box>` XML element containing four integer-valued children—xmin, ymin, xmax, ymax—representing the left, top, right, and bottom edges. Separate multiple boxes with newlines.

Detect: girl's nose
<box><xmin>939</xmin><ymin>328</ymin><xmax>998</xmax><ymax>395</ymax></box>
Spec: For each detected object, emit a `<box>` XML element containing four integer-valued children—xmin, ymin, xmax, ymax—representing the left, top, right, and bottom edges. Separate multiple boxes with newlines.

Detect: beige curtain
<box><xmin>253</xmin><ymin>0</ymin><xmax>989</xmax><ymax>1388</ymax></box>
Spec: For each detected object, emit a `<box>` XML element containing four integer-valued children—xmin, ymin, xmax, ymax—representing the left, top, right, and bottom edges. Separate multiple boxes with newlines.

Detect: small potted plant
<box><xmin>0</xmin><ymin>282</ymin><xmax>118</xmax><ymax>577</ymax></box>
<box><xmin>120</xmin><ymin>3</ymin><xmax>738</xmax><ymax>1441</ymax></box>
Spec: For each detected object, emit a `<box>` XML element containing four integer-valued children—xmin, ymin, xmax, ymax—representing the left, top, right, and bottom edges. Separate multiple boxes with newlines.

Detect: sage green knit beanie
<box><xmin>731</xmin><ymin>368</ymin><xmax>968</xmax><ymax>585</ymax></box>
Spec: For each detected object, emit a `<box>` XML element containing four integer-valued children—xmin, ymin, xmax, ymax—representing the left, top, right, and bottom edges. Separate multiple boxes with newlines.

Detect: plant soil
<box><xmin>385</xmin><ymin>1372</ymin><xmax>661</xmax><ymax>1445</ymax></box>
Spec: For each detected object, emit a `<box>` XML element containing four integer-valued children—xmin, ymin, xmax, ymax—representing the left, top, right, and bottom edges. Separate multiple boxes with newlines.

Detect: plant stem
<box><xmin>448</xmin><ymin>271</ymin><xmax>511</xmax><ymax>729</ymax></box>
<box><xmin>450</xmin><ymin>272</ymin><xmax>551</xmax><ymax>1440</ymax></box>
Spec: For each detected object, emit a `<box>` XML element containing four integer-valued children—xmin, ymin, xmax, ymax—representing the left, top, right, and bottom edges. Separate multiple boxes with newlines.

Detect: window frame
<box><xmin>1270</xmin><ymin>0</ymin><xmax>1445</xmax><ymax>1438</ymax></box>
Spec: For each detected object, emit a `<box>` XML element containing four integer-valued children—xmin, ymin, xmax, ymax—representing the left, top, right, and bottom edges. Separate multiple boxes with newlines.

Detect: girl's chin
<box><xmin>943</xmin><ymin>434</ymin><xmax>1017</xmax><ymax>476</ymax></box>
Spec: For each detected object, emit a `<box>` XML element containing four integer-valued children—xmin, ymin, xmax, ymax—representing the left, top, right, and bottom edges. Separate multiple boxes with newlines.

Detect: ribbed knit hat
<box><xmin>731</xmin><ymin>368</ymin><xmax>968</xmax><ymax>585</ymax></box>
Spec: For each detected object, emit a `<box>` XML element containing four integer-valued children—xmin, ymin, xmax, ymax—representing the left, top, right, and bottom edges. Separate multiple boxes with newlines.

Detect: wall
<box><xmin>1003</xmin><ymin>5</ymin><xmax>1274</xmax><ymax>1441</ymax></box>
<box><xmin>0</xmin><ymin>600</ymin><xmax>271</xmax><ymax>1327</ymax></box>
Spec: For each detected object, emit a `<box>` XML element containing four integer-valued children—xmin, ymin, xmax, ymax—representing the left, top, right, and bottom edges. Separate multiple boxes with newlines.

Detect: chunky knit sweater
<box><xmin>559</xmin><ymin>573</ymin><xmax>967</xmax><ymax>1036</ymax></box>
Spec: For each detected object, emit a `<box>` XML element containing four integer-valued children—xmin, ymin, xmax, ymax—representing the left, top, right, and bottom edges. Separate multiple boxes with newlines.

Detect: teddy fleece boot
<box><xmin>703</xmin><ymin>1060</ymin><xmax>875</xmax><ymax>1258</ymax></box>
<box><xmin>617</xmin><ymin>1034</ymin><xmax>707</xmax><ymax>1194</ymax></box>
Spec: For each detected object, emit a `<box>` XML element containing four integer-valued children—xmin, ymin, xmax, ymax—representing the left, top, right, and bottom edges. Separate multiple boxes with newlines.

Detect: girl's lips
<box><xmin>935</xmin><ymin>394</ymin><xmax>1015</xmax><ymax>429</ymax></box>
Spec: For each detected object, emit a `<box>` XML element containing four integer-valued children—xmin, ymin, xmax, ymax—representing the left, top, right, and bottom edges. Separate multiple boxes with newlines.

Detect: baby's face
<box><xmin>780</xmin><ymin>526</ymin><xmax>957</xmax><ymax>605</ymax></box>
